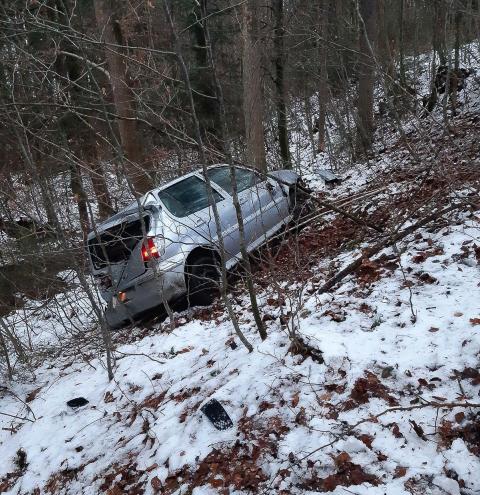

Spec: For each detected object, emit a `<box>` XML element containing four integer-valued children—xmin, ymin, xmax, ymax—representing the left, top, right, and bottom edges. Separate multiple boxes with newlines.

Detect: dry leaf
<box><xmin>393</xmin><ymin>466</ymin><xmax>407</xmax><ymax>478</ymax></box>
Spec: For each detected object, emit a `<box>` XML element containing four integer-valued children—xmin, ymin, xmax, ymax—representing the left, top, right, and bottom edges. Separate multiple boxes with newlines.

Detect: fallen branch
<box><xmin>318</xmin><ymin>202</ymin><xmax>464</xmax><ymax>294</ymax></box>
<box><xmin>270</xmin><ymin>174</ymin><xmax>386</xmax><ymax>233</ymax></box>
<box><xmin>310</xmin><ymin>194</ymin><xmax>384</xmax><ymax>234</ymax></box>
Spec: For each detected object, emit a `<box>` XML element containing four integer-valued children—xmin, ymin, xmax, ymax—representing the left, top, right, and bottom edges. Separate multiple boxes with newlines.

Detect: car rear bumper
<box><xmin>104</xmin><ymin>263</ymin><xmax>186</xmax><ymax>328</ymax></box>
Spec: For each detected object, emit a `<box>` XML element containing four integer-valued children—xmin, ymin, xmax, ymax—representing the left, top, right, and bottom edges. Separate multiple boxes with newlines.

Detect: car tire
<box><xmin>186</xmin><ymin>253</ymin><xmax>220</xmax><ymax>307</ymax></box>
<box><xmin>289</xmin><ymin>180</ymin><xmax>312</xmax><ymax>222</ymax></box>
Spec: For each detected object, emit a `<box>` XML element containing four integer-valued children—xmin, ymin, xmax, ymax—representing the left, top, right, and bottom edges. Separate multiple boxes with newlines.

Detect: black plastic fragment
<box><xmin>67</xmin><ymin>397</ymin><xmax>89</xmax><ymax>408</ymax></box>
<box><xmin>200</xmin><ymin>398</ymin><xmax>233</xmax><ymax>430</ymax></box>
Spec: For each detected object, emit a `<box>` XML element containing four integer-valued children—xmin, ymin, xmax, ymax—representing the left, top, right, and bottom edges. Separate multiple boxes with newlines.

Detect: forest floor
<box><xmin>2</xmin><ymin>74</ymin><xmax>480</xmax><ymax>494</ymax></box>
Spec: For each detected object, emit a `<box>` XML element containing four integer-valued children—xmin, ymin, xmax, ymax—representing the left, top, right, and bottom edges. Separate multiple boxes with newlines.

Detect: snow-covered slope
<box><xmin>1</xmin><ymin>184</ymin><xmax>479</xmax><ymax>494</ymax></box>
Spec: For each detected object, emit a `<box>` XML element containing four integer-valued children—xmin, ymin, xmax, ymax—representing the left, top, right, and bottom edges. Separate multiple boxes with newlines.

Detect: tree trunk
<box><xmin>89</xmin><ymin>157</ymin><xmax>114</xmax><ymax>220</ymax></box>
<box><xmin>433</xmin><ymin>0</ymin><xmax>447</xmax><ymax>65</ymax></box>
<box><xmin>242</xmin><ymin>0</ymin><xmax>267</xmax><ymax>171</ymax></box>
<box><xmin>188</xmin><ymin>2</ymin><xmax>222</xmax><ymax>154</ymax></box>
<box><xmin>452</xmin><ymin>1</ymin><xmax>462</xmax><ymax>111</ymax></box>
<box><xmin>93</xmin><ymin>0</ymin><xmax>152</xmax><ymax>195</ymax></box>
<box><xmin>273</xmin><ymin>0</ymin><xmax>290</xmax><ymax>167</ymax></box>
<box><xmin>356</xmin><ymin>0</ymin><xmax>377</xmax><ymax>154</ymax></box>
<box><xmin>70</xmin><ymin>162</ymin><xmax>90</xmax><ymax>240</ymax></box>
<box><xmin>377</xmin><ymin>0</ymin><xmax>395</xmax><ymax>96</ymax></box>
<box><xmin>317</xmin><ymin>0</ymin><xmax>329</xmax><ymax>153</ymax></box>
<box><xmin>398</xmin><ymin>0</ymin><xmax>406</xmax><ymax>86</ymax></box>
<box><xmin>164</xmin><ymin>0</ymin><xmax>257</xmax><ymax>348</ymax></box>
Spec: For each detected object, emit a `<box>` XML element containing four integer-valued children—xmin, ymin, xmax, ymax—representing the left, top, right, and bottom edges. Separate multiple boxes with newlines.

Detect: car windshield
<box><xmin>158</xmin><ymin>175</ymin><xmax>223</xmax><ymax>217</ymax></box>
<box><xmin>206</xmin><ymin>166</ymin><xmax>262</xmax><ymax>195</ymax></box>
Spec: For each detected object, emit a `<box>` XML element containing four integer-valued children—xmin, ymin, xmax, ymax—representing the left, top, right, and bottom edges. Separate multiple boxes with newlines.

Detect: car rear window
<box><xmin>206</xmin><ymin>167</ymin><xmax>262</xmax><ymax>195</ymax></box>
<box><xmin>158</xmin><ymin>175</ymin><xmax>223</xmax><ymax>217</ymax></box>
<box><xmin>88</xmin><ymin>216</ymin><xmax>150</xmax><ymax>269</ymax></box>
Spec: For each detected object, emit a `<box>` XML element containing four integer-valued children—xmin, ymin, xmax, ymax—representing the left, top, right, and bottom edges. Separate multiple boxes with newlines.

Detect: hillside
<box><xmin>1</xmin><ymin>97</ymin><xmax>480</xmax><ymax>494</ymax></box>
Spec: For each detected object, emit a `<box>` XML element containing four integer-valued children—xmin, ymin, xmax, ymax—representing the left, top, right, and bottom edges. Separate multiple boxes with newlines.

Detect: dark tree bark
<box><xmin>377</xmin><ymin>0</ymin><xmax>395</xmax><ymax>96</ymax></box>
<box><xmin>69</xmin><ymin>161</ymin><xmax>90</xmax><ymax>240</ymax></box>
<box><xmin>88</xmin><ymin>153</ymin><xmax>114</xmax><ymax>220</ymax></box>
<box><xmin>433</xmin><ymin>0</ymin><xmax>447</xmax><ymax>65</ymax></box>
<box><xmin>356</xmin><ymin>0</ymin><xmax>377</xmax><ymax>154</ymax></box>
<box><xmin>398</xmin><ymin>0</ymin><xmax>406</xmax><ymax>87</ymax></box>
<box><xmin>93</xmin><ymin>0</ymin><xmax>153</xmax><ymax>195</ymax></box>
<box><xmin>273</xmin><ymin>0</ymin><xmax>290</xmax><ymax>167</ymax></box>
<box><xmin>242</xmin><ymin>0</ymin><xmax>267</xmax><ymax>171</ymax></box>
<box><xmin>317</xmin><ymin>0</ymin><xmax>329</xmax><ymax>153</ymax></box>
<box><xmin>188</xmin><ymin>2</ymin><xmax>222</xmax><ymax>153</ymax></box>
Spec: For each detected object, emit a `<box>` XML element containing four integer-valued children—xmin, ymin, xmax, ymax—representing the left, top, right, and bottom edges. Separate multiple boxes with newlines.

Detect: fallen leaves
<box><xmin>150</xmin><ymin>476</ymin><xmax>162</xmax><ymax>492</ymax></box>
<box><xmin>438</xmin><ymin>414</ymin><xmax>480</xmax><ymax>455</ymax></box>
<box><xmin>161</xmin><ymin>415</ymin><xmax>290</xmax><ymax>494</ymax></box>
<box><xmin>411</xmin><ymin>246</ymin><xmax>444</xmax><ymax>263</ymax></box>
<box><xmin>416</xmin><ymin>272</ymin><xmax>438</xmax><ymax>284</ymax></box>
<box><xmin>97</xmin><ymin>462</ymin><xmax>145</xmax><ymax>495</ymax></box>
<box><xmin>25</xmin><ymin>387</ymin><xmax>42</xmax><ymax>403</ymax></box>
<box><xmin>455</xmin><ymin>411</ymin><xmax>465</xmax><ymax>423</ymax></box>
<box><xmin>343</xmin><ymin>371</ymin><xmax>398</xmax><ymax>411</ymax></box>
<box><xmin>288</xmin><ymin>336</ymin><xmax>324</xmax><ymax>364</ymax></box>
<box><xmin>356</xmin><ymin>258</ymin><xmax>382</xmax><ymax>286</ymax></box>
<box><xmin>299</xmin><ymin>451</ymin><xmax>380</xmax><ymax>492</ymax></box>
<box><xmin>258</xmin><ymin>401</ymin><xmax>275</xmax><ymax>413</ymax></box>
<box><xmin>394</xmin><ymin>466</ymin><xmax>407</xmax><ymax>478</ymax></box>
<box><xmin>357</xmin><ymin>434</ymin><xmax>374</xmax><ymax>449</ymax></box>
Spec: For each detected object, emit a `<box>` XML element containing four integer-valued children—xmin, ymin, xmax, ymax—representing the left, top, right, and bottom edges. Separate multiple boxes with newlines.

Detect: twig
<box><xmin>393</xmin><ymin>243</ymin><xmax>417</xmax><ymax>323</ymax></box>
<box><xmin>0</xmin><ymin>411</ymin><xmax>34</xmax><ymax>423</ymax></box>
<box><xmin>114</xmin><ymin>349</ymin><xmax>165</xmax><ymax>365</ymax></box>
<box><xmin>299</xmin><ymin>399</ymin><xmax>480</xmax><ymax>461</ymax></box>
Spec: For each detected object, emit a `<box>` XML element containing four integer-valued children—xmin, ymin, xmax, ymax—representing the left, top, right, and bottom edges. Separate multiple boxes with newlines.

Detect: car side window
<box><xmin>158</xmin><ymin>175</ymin><xmax>223</xmax><ymax>217</ymax></box>
<box><xmin>207</xmin><ymin>167</ymin><xmax>262</xmax><ymax>195</ymax></box>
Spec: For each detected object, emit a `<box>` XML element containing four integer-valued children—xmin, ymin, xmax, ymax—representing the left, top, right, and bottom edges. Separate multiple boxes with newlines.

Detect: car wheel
<box><xmin>289</xmin><ymin>180</ymin><xmax>312</xmax><ymax>222</ymax></box>
<box><xmin>186</xmin><ymin>254</ymin><xmax>220</xmax><ymax>307</ymax></box>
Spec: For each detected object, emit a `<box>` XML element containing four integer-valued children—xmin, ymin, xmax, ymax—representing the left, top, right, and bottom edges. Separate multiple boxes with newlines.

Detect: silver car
<box><xmin>87</xmin><ymin>165</ymin><xmax>304</xmax><ymax>328</ymax></box>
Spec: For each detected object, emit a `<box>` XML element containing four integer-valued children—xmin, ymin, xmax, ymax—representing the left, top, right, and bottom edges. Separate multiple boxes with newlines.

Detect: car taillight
<box><xmin>141</xmin><ymin>237</ymin><xmax>160</xmax><ymax>262</ymax></box>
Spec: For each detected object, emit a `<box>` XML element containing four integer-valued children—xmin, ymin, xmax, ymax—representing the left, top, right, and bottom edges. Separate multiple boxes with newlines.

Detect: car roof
<box><xmin>87</xmin><ymin>164</ymin><xmax>258</xmax><ymax>238</ymax></box>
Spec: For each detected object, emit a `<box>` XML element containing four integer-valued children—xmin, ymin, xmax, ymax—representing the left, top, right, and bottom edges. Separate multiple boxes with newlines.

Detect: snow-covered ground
<box><xmin>1</xmin><ymin>191</ymin><xmax>479</xmax><ymax>494</ymax></box>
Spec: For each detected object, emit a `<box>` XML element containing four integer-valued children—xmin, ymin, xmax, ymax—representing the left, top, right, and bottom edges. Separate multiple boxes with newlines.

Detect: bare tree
<box><xmin>93</xmin><ymin>0</ymin><xmax>153</xmax><ymax>195</ymax></box>
<box><xmin>316</xmin><ymin>0</ymin><xmax>329</xmax><ymax>153</ymax></box>
<box><xmin>273</xmin><ymin>0</ymin><xmax>290</xmax><ymax>166</ymax></box>
<box><xmin>356</xmin><ymin>0</ymin><xmax>377</xmax><ymax>153</ymax></box>
<box><xmin>242</xmin><ymin>0</ymin><xmax>267</xmax><ymax>171</ymax></box>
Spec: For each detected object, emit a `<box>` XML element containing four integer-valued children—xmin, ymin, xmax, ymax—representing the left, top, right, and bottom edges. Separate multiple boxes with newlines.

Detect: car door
<box><xmin>206</xmin><ymin>166</ymin><xmax>287</xmax><ymax>252</ymax></box>
<box><xmin>203</xmin><ymin>167</ymin><xmax>254</xmax><ymax>260</ymax></box>
<box><xmin>248</xmin><ymin>173</ymin><xmax>289</xmax><ymax>242</ymax></box>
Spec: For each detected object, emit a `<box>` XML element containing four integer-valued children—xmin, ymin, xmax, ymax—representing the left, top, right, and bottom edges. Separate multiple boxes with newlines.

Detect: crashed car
<box><xmin>87</xmin><ymin>164</ymin><xmax>307</xmax><ymax>328</ymax></box>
